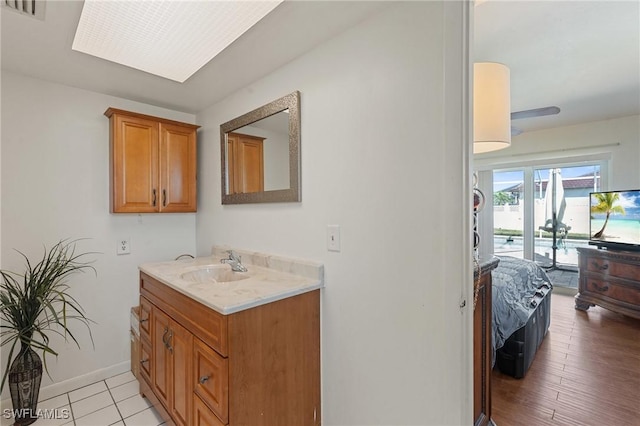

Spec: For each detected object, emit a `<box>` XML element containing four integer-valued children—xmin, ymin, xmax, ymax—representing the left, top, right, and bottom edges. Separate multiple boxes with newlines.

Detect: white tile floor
<box><xmin>2</xmin><ymin>372</ymin><xmax>164</xmax><ymax>426</ymax></box>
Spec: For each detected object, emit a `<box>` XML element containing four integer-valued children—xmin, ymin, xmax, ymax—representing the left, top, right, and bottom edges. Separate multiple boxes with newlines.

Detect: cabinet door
<box><xmin>111</xmin><ymin>114</ymin><xmax>159</xmax><ymax>213</ymax></box>
<box><xmin>226</xmin><ymin>132</ymin><xmax>264</xmax><ymax>194</ymax></box>
<box><xmin>169</xmin><ymin>319</ymin><xmax>193</xmax><ymax>426</ymax></box>
<box><xmin>152</xmin><ymin>308</ymin><xmax>171</xmax><ymax>410</ymax></box>
<box><xmin>160</xmin><ymin>123</ymin><xmax>197</xmax><ymax>212</ymax></box>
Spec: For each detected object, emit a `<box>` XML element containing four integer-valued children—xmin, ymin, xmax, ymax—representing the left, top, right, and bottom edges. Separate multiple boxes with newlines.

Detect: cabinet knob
<box><xmin>591</xmin><ymin>261</ymin><xmax>609</xmax><ymax>271</ymax></box>
<box><xmin>199</xmin><ymin>375</ymin><xmax>210</xmax><ymax>384</ymax></box>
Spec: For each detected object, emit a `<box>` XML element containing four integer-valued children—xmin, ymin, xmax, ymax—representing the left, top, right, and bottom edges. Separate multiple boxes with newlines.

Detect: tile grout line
<box><xmin>105</xmin><ymin>380</ymin><xmax>126</xmax><ymax>426</ymax></box>
<box><xmin>65</xmin><ymin>392</ymin><xmax>76</xmax><ymax>426</ymax></box>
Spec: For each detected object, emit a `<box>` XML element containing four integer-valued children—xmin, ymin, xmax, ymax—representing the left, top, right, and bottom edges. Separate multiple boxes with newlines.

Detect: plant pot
<box><xmin>8</xmin><ymin>345</ymin><xmax>42</xmax><ymax>426</ymax></box>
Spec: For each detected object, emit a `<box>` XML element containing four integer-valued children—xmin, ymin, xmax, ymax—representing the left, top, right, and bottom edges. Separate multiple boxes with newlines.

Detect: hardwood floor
<box><xmin>492</xmin><ymin>292</ymin><xmax>640</xmax><ymax>426</ymax></box>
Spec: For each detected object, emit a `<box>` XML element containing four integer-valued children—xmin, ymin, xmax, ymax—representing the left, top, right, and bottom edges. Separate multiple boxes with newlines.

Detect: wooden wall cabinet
<box><xmin>576</xmin><ymin>247</ymin><xmax>640</xmax><ymax>319</ymax></box>
<box><xmin>105</xmin><ymin>108</ymin><xmax>199</xmax><ymax>213</ymax></box>
<box><xmin>139</xmin><ymin>272</ymin><xmax>320</xmax><ymax>426</ymax></box>
<box><xmin>226</xmin><ymin>132</ymin><xmax>264</xmax><ymax>194</ymax></box>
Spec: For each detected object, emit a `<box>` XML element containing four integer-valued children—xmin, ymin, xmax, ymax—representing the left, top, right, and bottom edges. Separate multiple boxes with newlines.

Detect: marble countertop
<box><xmin>139</xmin><ymin>247</ymin><xmax>324</xmax><ymax>315</ymax></box>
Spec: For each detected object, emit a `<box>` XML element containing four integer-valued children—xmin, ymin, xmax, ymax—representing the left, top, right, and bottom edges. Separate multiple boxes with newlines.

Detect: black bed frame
<box><xmin>495</xmin><ymin>284</ymin><xmax>552</xmax><ymax>378</ymax></box>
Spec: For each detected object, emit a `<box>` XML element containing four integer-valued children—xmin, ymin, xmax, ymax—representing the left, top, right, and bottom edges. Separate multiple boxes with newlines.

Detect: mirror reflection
<box><xmin>225</xmin><ymin>110</ymin><xmax>290</xmax><ymax>194</ymax></box>
<box><xmin>220</xmin><ymin>91</ymin><xmax>300</xmax><ymax>204</ymax></box>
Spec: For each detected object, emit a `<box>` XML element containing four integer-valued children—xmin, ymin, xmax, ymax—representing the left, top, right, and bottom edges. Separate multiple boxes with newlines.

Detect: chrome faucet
<box><xmin>220</xmin><ymin>250</ymin><xmax>248</xmax><ymax>272</ymax></box>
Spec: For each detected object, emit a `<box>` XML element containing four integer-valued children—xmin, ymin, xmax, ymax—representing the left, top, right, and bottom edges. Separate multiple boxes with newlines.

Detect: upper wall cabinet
<box><xmin>105</xmin><ymin>108</ymin><xmax>199</xmax><ymax>213</ymax></box>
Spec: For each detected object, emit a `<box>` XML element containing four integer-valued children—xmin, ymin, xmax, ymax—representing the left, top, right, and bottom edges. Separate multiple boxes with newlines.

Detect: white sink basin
<box><xmin>181</xmin><ymin>266</ymin><xmax>249</xmax><ymax>283</ymax></box>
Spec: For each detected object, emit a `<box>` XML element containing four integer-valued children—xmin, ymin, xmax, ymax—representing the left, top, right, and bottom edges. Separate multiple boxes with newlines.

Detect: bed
<box><xmin>491</xmin><ymin>256</ymin><xmax>553</xmax><ymax>378</ymax></box>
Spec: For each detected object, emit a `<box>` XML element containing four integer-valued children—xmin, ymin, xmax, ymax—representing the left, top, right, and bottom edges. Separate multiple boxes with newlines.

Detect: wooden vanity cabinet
<box><xmin>105</xmin><ymin>108</ymin><xmax>199</xmax><ymax>213</ymax></box>
<box><xmin>139</xmin><ymin>272</ymin><xmax>320</xmax><ymax>426</ymax></box>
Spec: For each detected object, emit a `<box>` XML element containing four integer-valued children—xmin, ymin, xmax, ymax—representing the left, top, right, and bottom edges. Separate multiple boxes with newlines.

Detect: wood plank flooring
<box><xmin>492</xmin><ymin>292</ymin><xmax>640</xmax><ymax>426</ymax></box>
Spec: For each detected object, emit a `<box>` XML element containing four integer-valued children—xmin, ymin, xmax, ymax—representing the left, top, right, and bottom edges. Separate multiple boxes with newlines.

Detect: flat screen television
<box><xmin>589</xmin><ymin>189</ymin><xmax>640</xmax><ymax>252</ymax></box>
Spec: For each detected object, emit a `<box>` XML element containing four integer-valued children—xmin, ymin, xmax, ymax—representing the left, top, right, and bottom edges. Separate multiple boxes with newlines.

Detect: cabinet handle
<box><xmin>140</xmin><ymin>318</ymin><xmax>149</xmax><ymax>324</ymax></box>
<box><xmin>591</xmin><ymin>261</ymin><xmax>609</xmax><ymax>271</ymax></box>
<box><xmin>199</xmin><ymin>375</ymin><xmax>210</xmax><ymax>384</ymax></box>
<box><xmin>166</xmin><ymin>330</ymin><xmax>173</xmax><ymax>353</ymax></box>
<box><xmin>162</xmin><ymin>189</ymin><xmax>167</xmax><ymax>207</ymax></box>
<box><xmin>152</xmin><ymin>189</ymin><xmax>157</xmax><ymax>207</ymax></box>
<box><xmin>162</xmin><ymin>327</ymin><xmax>169</xmax><ymax>348</ymax></box>
<box><xmin>591</xmin><ymin>282</ymin><xmax>609</xmax><ymax>292</ymax></box>
<box><xmin>140</xmin><ymin>359</ymin><xmax>149</xmax><ymax>365</ymax></box>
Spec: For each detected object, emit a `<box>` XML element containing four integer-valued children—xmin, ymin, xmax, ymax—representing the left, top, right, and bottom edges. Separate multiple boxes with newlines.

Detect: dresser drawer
<box><xmin>584</xmin><ymin>277</ymin><xmax>640</xmax><ymax>306</ymax></box>
<box><xmin>587</xmin><ymin>257</ymin><xmax>639</xmax><ymax>281</ymax></box>
<box><xmin>193</xmin><ymin>338</ymin><xmax>229</xmax><ymax>424</ymax></box>
<box><xmin>139</xmin><ymin>297</ymin><xmax>152</xmax><ymax>342</ymax></box>
<box><xmin>140</xmin><ymin>339</ymin><xmax>152</xmax><ymax>384</ymax></box>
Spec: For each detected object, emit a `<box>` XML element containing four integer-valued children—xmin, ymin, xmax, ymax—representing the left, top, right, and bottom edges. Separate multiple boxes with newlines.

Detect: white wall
<box><xmin>196</xmin><ymin>2</ymin><xmax>472</xmax><ymax>425</ymax></box>
<box><xmin>0</xmin><ymin>72</ymin><xmax>197</xmax><ymax>399</ymax></box>
<box><xmin>475</xmin><ymin>115</ymin><xmax>640</xmax><ymax>190</ymax></box>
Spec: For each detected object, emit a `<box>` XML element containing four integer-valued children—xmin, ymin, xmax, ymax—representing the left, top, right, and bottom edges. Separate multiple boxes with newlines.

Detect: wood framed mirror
<box><xmin>220</xmin><ymin>91</ymin><xmax>300</xmax><ymax>204</ymax></box>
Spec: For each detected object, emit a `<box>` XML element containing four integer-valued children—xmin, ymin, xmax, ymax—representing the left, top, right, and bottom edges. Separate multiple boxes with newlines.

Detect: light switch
<box><xmin>327</xmin><ymin>225</ymin><xmax>341</xmax><ymax>252</ymax></box>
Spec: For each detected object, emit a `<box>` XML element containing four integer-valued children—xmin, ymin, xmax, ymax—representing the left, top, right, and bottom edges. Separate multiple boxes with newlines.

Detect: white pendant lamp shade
<box><xmin>473</xmin><ymin>62</ymin><xmax>511</xmax><ymax>154</ymax></box>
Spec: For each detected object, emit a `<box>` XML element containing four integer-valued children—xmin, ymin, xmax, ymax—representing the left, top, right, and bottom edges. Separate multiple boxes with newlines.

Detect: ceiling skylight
<box><xmin>72</xmin><ymin>0</ymin><xmax>283</xmax><ymax>83</ymax></box>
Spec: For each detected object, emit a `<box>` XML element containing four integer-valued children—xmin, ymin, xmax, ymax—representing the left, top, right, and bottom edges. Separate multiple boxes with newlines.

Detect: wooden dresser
<box><xmin>576</xmin><ymin>247</ymin><xmax>640</xmax><ymax>319</ymax></box>
<box><xmin>474</xmin><ymin>257</ymin><xmax>499</xmax><ymax>426</ymax></box>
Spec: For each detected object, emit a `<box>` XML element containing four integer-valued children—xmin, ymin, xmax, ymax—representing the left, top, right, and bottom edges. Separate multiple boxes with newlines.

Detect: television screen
<box><xmin>590</xmin><ymin>189</ymin><xmax>640</xmax><ymax>249</ymax></box>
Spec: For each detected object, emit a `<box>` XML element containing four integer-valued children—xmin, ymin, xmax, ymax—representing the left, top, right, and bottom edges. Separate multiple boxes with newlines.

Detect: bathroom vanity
<box><xmin>137</xmin><ymin>248</ymin><xmax>323</xmax><ymax>426</ymax></box>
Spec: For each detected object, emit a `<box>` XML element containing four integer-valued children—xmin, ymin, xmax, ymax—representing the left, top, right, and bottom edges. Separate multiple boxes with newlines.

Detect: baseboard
<box><xmin>1</xmin><ymin>360</ymin><xmax>131</xmax><ymax>409</ymax></box>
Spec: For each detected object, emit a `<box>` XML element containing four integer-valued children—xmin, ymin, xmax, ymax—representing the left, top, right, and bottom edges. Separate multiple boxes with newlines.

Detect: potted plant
<box><xmin>0</xmin><ymin>239</ymin><xmax>95</xmax><ymax>425</ymax></box>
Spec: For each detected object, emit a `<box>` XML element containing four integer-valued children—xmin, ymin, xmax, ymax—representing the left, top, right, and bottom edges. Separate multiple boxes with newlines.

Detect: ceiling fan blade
<box><xmin>511</xmin><ymin>106</ymin><xmax>560</xmax><ymax>120</ymax></box>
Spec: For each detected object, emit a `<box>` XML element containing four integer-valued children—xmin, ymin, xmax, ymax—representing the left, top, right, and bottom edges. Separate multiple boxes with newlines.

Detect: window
<box><xmin>493</xmin><ymin>163</ymin><xmax>602</xmax><ymax>268</ymax></box>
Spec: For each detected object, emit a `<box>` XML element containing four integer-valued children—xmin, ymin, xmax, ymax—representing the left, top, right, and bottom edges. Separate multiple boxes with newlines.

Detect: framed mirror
<box><xmin>220</xmin><ymin>91</ymin><xmax>300</xmax><ymax>204</ymax></box>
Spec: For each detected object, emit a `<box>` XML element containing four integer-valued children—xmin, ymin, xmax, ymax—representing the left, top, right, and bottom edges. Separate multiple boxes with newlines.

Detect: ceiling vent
<box><xmin>3</xmin><ymin>0</ymin><xmax>46</xmax><ymax>20</ymax></box>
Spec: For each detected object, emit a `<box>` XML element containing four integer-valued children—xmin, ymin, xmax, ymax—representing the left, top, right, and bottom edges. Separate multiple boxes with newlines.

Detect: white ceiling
<box><xmin>475</xmin><ymin>0</ymin><xmax>640</xmax><ymax>134</ymax></box>
<box><xmin>1</xmin><ymin>1</ymin><xmax>388</xmax><ymax>114</ymax></box>
<box><xmin>2</xmin><ymin>1</ymin><xmax>639</xmax><ymax>134</ymax></box>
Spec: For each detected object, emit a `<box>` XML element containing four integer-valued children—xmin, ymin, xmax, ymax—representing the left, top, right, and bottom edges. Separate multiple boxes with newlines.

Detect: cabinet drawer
<box><xmin>587</xmin><ymin>258</ymin><xmax>638</xmax><ymax>281</ymax></box>
<box><xmin>193</xmin><ymin>338</ymin><xmax>229</xmax><ymax>424</ymax></box>
<box><xmin>141</xmin><ymin>273</ymin><xmax>228</xmax><ymax>356</ymax></box>
<box><xmin>139</xmin><ymin>297</ymin><xmax>152</xmax><ymax>342</ymax></box>
<box><xmin>585</xmin><ymin>277</ymin><xmax>640</xmax><ymax>305</ymax></box>
<box><xmin>194</xmin><ymin>395</ymin><xmax>226</xmax><ymax>426</ymax></box>
<box><xmin>140</xmin><ymin>339</ymin><xmax>152</xmax><ymax>384</ymax></box>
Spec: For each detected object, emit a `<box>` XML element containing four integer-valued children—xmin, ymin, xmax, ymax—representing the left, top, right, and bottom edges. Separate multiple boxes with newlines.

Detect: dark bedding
<box><xmin>491</xmin><ymin>256</ymin><xmax>552</xmax><ymax>363</ymax></box>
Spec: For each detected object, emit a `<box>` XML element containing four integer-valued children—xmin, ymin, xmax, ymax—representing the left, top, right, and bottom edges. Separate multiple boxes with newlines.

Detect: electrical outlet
<box><xmin>117</xmin><ymin>238</ymin><xmax>131</xmax><ymax>255</ymax></box>
<box><xmin>327</xmin><ymin>225</ymin><xmax>341</xmax><ymax>252</ymax></box>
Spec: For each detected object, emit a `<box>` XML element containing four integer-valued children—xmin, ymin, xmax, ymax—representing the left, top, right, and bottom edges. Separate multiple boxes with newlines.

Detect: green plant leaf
<box><xmin>0</xmin><ymin>239</ymin><xmax>98</xmax><ymax>392</ymax></box>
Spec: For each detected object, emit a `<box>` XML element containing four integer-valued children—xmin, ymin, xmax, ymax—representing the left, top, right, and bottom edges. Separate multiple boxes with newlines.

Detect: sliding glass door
<box><xmin>493</xmin><ymin>170</ymin><xmax>525</xmax><ymax>259</ymax></box>
<box><xmin>493</xmin><ymin>163</ymin><xmax>602</xmax><ymax>268</ymax></box>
